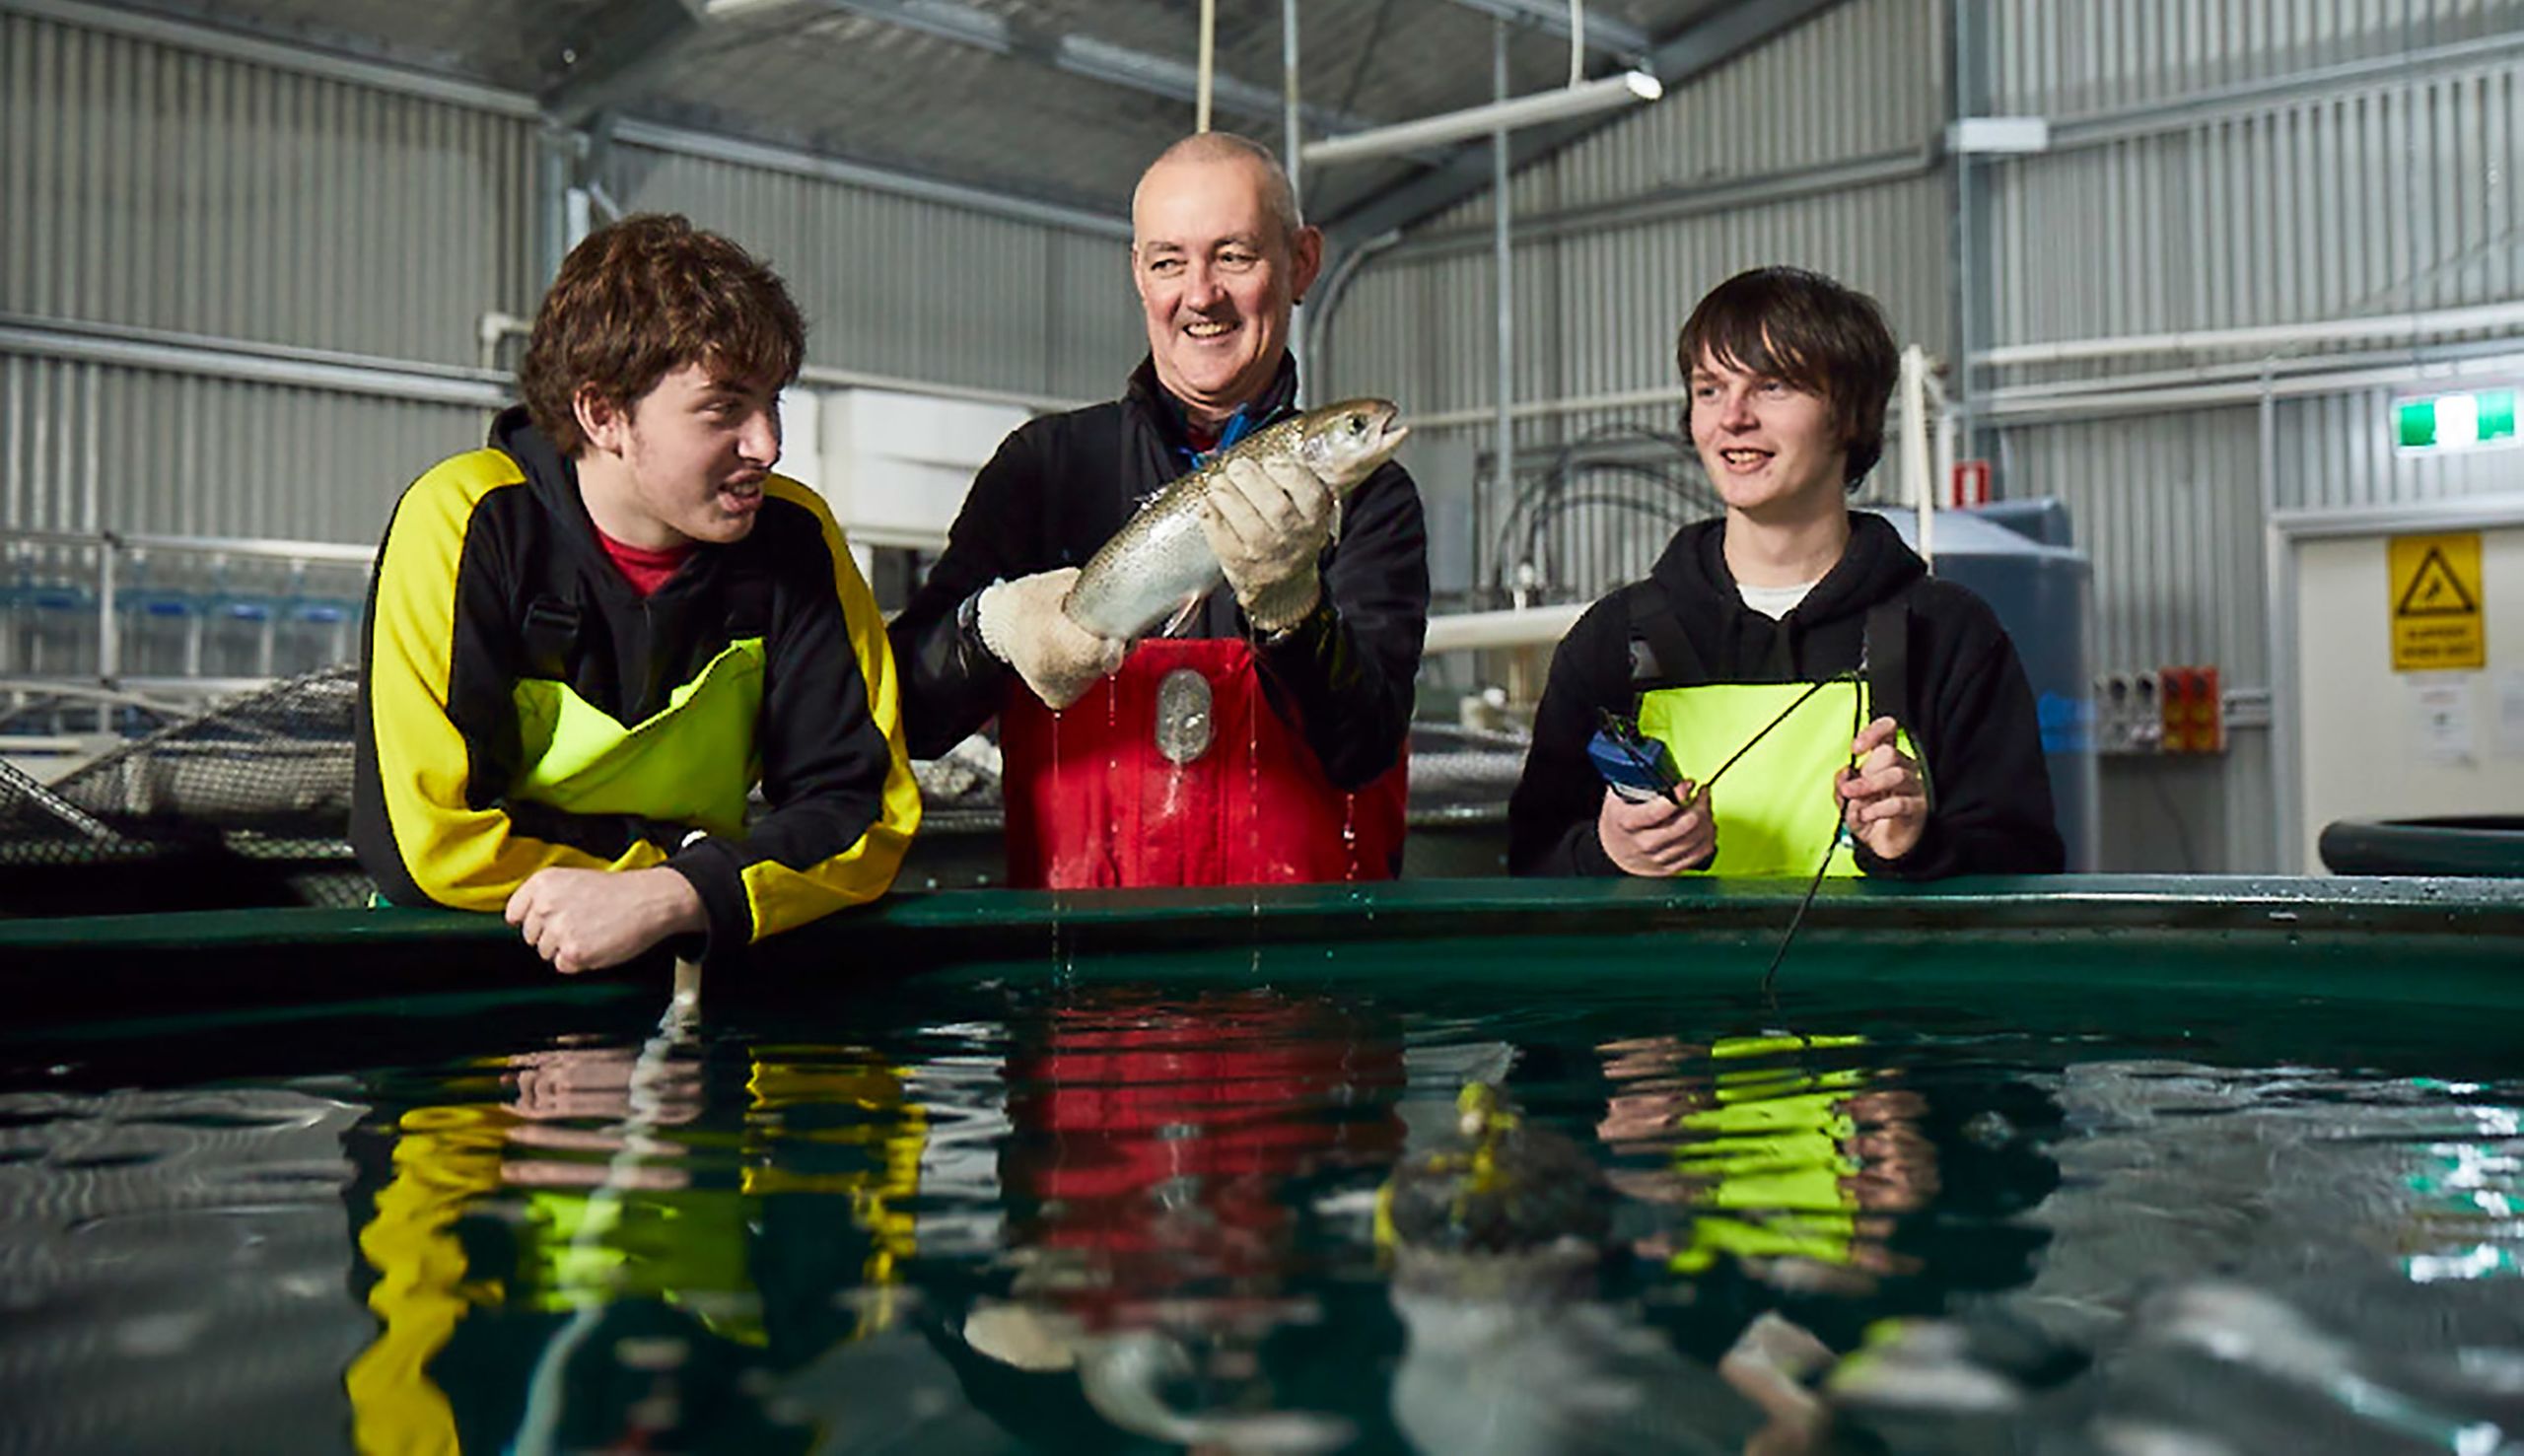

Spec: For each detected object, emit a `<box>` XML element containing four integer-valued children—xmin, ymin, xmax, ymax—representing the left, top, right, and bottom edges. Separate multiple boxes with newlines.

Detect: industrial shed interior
<box><xmin>4</xmin><ymin>0</ymin><xmax>2521</xmax><ymax>879</ymax></box>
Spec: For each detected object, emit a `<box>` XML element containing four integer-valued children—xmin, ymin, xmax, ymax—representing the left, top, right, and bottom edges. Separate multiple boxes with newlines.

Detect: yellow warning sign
<box><xmin>2389</xmin><ymin>532</ymin><xmax>2485</xmax><ymax>670</ymax></box>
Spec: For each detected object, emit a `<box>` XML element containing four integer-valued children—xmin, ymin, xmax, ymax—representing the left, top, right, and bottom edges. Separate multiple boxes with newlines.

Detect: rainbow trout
<box><xmin>1062</xmin><ymin>398</ymin><xmax>1409</xmax><ymax>640</ymax></box>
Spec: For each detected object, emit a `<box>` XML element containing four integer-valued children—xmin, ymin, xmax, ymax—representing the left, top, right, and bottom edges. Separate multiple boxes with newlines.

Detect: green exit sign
<box><xmin>2395</xmin><ymin>389</ymin><xmax>2519</xmax><ymax>452</ymax></box>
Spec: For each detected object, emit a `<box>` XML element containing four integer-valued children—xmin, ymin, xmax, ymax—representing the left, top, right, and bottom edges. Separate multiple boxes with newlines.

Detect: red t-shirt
<box><xmin>596</xmin><ymin>530</ymin><xmax>693</xmax><ymax>596</ymax></box>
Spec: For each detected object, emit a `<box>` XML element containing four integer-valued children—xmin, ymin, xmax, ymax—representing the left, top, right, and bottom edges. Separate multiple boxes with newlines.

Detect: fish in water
<box><xmin>1062</xmin><ymin>398</ymin><xmax>1410</xmax><ymax>641</ymax></box>
<box><xmin>1379</xmin><ymin>1085</ymin><xmax>1791</xmax><ymax>1456</ymax></box>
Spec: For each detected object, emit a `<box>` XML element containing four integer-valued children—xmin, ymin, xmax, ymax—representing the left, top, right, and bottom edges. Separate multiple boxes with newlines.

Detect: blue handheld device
<box><xmin>1587</xmin><ymin>713</ymin><xmax>1684</xmax><ymax>803</ymax></box>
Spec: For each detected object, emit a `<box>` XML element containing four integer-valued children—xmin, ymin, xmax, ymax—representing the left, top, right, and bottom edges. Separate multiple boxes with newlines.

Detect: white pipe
<box><xmin>1900</xmin><ymin>345</ymin><xmax>1934</xmax><ymax>570</ymax></box>
<box><xmin>1423</xmin><ymin>602</ymin><xmax>1588</xmax><ymax>653</ymax></box>
<box><xmin>1982</xmin><ymin>351</ymin><xmax>2524</xmax><ymax>422</ymax></box>
<box><xmin>1302</xmin><ymin>71</ymin><xmax>1659</xmax><ymax>166</ymax></box>
<box><xmin>1975</xmin><ymin>299</ymin><xmax>2524</xmax><ymax>368</ymax></box>
<box><xmin>1409</xmin><ymin>383</ymin><xmax>1678</xmax><ymax>430</ymax></box>
<box><xmin>1493</xmin><ymin>22</ymin><xmax>1515</xmax><ymax>553</ymax></box>
<box><xmin>478</xmin><ymin>311</ymin><xmax>532</xmax><ymax>371</ymax></box>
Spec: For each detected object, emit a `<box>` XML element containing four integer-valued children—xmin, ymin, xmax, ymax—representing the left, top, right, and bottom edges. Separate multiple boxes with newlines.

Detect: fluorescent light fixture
<box><xmin>1300</xmin><ymin>71</ymin><xmax>1661</xmax><ymax>167</ymax></box>
<box><xmin>1947</xmin><ymin>115</ymin><xmax>2051</xmax><ymax>155</ymax></box>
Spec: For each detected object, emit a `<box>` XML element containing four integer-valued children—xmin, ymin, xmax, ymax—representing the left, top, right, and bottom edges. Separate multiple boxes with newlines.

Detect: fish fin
<box><xmin>1158</xmin><ymin>593</ymin><xmax>1204</xmax><ymax>639</ymax></box>
<box><xmin>1327</xmin><ymin>495</ymin><xmax>1344</xmax><ymax>544</ymax></box>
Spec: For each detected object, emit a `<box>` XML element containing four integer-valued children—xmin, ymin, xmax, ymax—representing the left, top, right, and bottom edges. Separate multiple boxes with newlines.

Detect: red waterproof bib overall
<box><xmin>999</xmin><ymin>638</ymin><xmax>1408</xmax><ymax>888</ymax></box>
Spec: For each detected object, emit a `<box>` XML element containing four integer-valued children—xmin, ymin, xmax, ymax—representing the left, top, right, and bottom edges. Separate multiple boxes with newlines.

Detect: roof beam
<box><xmin>542</xmin><ymin>0</ymin><xmax>710</xmax><ymax>126</ymax></box>
<box><xmin>708</xmin><ymin>0</ymin><xmax>1378</xmax><ymax>137</ymax></box>
<box><xmin>1425</xmin><ymin>0</ymin><xmax>1650</xmax><ymax>60</ymax></box>
<box><xmin>1321</xmin><ymin>0</ymin><xmax>1849</xmax><ymax>247</ymax></box>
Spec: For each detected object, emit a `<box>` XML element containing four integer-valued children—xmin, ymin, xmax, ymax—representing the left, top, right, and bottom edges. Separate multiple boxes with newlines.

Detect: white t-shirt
<box><xmin>1738</xmin><ymin>579</ymin><xmax>1819</xmax><ymax>620</ymax></box>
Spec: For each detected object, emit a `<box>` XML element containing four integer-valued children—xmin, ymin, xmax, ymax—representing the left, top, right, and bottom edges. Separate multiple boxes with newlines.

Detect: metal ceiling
<box><xmin>67</xmin><ymin>0</ymin><xmax>1837</xmax><ymax>237</ymax></box>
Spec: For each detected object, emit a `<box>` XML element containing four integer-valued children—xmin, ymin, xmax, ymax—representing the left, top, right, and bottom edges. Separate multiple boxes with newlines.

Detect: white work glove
<box><xmin>976</xmin><ymin>568</ymin><xmax>1126</xmax><ymax>711</ymax></box>
<box><xmin>1199</xmin><ymin>453</ymin><xmax>1337</xmax><ymax>635</ymax></box>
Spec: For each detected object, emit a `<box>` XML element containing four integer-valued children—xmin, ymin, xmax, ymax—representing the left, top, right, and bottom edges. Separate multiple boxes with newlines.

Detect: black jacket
<box><xmin>1507</xmin><ymin>512</ymin><xmax>2065</xmax><ymax>879</ymax></box>
<box><xmin>353</xmin><ymin>407</ymin><xmax>915</xmax><ymax>954</ymax></box>
<box><xmin>887</xmin><ymin>356</ymin><xmax>1429</xmax><ymax>789</ymax></box>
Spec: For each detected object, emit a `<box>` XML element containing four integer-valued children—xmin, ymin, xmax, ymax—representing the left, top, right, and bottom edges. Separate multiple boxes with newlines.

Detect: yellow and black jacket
<box><xmin>1507</xmin><ymin>512</ymin><xmax>2064</xmax><ymax>879</ymax></box>
<box><xmin>353</xmin><ymin>407</ymin><xmax>919</xmax><ymax>952</ymax></box>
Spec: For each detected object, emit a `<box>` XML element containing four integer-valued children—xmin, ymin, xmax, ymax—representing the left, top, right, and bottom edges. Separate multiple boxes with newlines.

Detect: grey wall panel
<box><xmin>1051</xmin><ymin>231</ymin><xmax>1138</xmax><ymax>398</ymax></box>
<box><xmin>1996</xmin><ymin>406</ymin><xmax>2267</xmax><ymax>675</ymax></box>
<box><xmin>1333</xmin><ymin>175</ymin><xmax>1952</xmax><ymax>412</ymax></box>
<box><xmin>2</xmin><ymin>354</ymin><xmax>489</xmax><ymax>544</ymax></box>
<box><xmin>1992</xmin><ymin>0</ymin><xmax>2524</xmax><ymax>116</ymax></box>
<box><xmin>0</xmin><ymin>8</ymin><xmax>537</xmax><ymax>367</ymax></box>
<box><xmin>2278</xmin><ymin>387</ymin><xmax>2524</xmax><ymax>512</ymax></box>
<box><xmin>1991</xmin><ymin>61</ymin><xmax>2520</xmax><ymax>360</ymax></box>
<box><xmin>1425</xmin><ymin>0</ymin><xmax>1947</xmax><ymax>231</ymax></box>
<box><xmin>1994</xmin><ymin>405</ymin><xmax>2278</xmax><ymax>873</ymax></box>
<box><xmin>1974</xmin><ymin>4</ymin><xmax>2521</xmax><ymax>870</ymax></box>
<box><xmin>601</xmin><ymin>143</ymin><xmax>1144</xmax><ymax>402</ymax></box>
<box><xmin>1326</xmin><ymin>167</ymin><xmax>1949</xmax><ymax>612</ymax></box>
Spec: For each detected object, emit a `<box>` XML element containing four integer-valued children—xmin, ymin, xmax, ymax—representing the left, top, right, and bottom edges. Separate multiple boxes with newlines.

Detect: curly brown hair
<box><xmin>1676</xmin><ymin>266</ymin><xmax>1898</xmax><ymax>490</ymax></box>
<box><xmin>518</xmin><ymin>214</ymin><xmax>806</xmax><ymax>455</ymax></box>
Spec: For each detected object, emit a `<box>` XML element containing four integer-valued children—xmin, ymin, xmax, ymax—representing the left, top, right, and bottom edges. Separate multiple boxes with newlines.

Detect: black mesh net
<box><xmin>0</xmin><ymin>668</ymin><xmax>369</xmax><ymax>912</ymax></box>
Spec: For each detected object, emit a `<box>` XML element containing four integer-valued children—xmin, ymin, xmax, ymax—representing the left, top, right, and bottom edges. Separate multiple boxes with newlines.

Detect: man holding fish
<box><xmin>890</xmin><ymin>133</ymin><xmax>1430</xmax><ymax>888</ymax></box>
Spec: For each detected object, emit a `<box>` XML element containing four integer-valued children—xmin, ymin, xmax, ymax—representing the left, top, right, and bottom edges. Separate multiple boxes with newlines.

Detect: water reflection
<box><xmin>1596</xmin><ymin>1031</ymin><xmax>1938</xmax><ymax>1296</ymax></box>
<box><xmin>3</xmin><ymin>1002</ymin><xmax>2521</xmax><ymax>1455</ymax></box>
<box><xmin>0</xmin><ymin>1086</ymin><xmax>373</xmax><ymax>1456</ymax></box>
<box><xmin>348</xmin><ymin>1029</ymin><xmax>937</xmax><ymax>1455</ymax></box>
<box><xmin>948</xmin><ymin>987</ymin><xmax>1405</xmax><ymax>1449</ymax></box>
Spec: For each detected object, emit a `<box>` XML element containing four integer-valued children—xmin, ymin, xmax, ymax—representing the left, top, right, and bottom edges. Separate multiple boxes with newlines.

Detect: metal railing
<box><xmin>1</xmin><ymin>529</ymin><xmax>375</xmax><ymax>720</ymax></box>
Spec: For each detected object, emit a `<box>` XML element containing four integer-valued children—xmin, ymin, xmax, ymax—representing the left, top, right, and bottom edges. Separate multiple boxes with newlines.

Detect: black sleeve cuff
<box><xmin>666</xmin><ymin>836</ymin><xmax>753</xmax><ymax>960</ymax></box>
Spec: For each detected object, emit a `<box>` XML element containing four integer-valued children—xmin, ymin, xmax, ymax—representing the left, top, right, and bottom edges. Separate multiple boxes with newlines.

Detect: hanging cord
<box><xmin>1698</xmin><ymin>672</ymin><xmax>1847</xmax><ymax>797</ymax></box>
<box><xmin>1761</xmin><ymin>669</ymin><xmax>1868</xmax><ymax>997</ymax></box>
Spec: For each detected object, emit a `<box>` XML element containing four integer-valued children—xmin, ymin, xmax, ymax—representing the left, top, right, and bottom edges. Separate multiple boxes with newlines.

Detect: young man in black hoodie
<box><xmin>1507</xmin><ymin>267</ymin><xmax>2063</xmax><ymax>880</ymax></box>
<box><xmin>354</xmin><ymin>215</ymin><xmax>919</xmax><ymax>972</ymax></box>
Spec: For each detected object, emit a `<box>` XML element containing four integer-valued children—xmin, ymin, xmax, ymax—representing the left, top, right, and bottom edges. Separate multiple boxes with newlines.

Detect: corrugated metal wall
<box><xmin>1</xmin><ymin>355</ymin><xmax>487</xmax><ymax>541</ymax></box>
<box><xmin>1330</xmin><ymin>0</ymin><xmax>2519</xmax><ymax>870</ymax></box>
<box><xmin>0</xmin><ymin>0</ymin><xmax>1137</xmax><ymax>575</ymax></box>
<box><xmin>598</xmin><ymin>144</ymin><xmax>1141</xmax><ymax>403</ymax></box>
<box><xmin>1320</xmin><ymin>0</ymin><xmax>1952</xmax><ymax>611</ymax></box>
<box><xmin>1</xmin><ymin>8</ymin><xmax>538</xmax><ymax>365</ymax></box>
<box><xmin>1984</xmin><ymin>0</ymin><xmax>2524</xmax><ymax>869</ymax></box>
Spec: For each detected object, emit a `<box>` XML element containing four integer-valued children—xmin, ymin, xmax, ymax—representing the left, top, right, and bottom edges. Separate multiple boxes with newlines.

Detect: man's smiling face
<box><xmin>1130</xmin><ymin>153</ymin><xmax>1322</xmax><ymax>430</ymax></box>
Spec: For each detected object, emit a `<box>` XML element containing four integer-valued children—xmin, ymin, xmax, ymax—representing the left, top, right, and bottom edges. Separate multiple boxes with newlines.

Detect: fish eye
<box><xmin>1347</xmin><ymin>414</ymin><xmax>1366</xmax><ymax>434</ymax></box>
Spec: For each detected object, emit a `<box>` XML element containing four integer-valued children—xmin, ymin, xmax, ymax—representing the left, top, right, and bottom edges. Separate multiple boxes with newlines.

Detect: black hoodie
<box><xmin>886</xmin><ymin>356</ymin><xmax>1429</xmax><ymax>790</ymax></box>
<box><xmin>353</xmin><ymin>407</ymin><xmax>916</xmax><ymax>955</ymax></box>
<box><xmin>1507</xmin><ymin>512</ymin><xmax>2064</xmax><ymax>879</ymax></box>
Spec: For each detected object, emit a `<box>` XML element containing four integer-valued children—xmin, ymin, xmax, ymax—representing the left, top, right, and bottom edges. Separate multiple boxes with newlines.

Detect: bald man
<box><xmin>888</xmin><ymin>134</ymin><xmax>1429</xmax><ymax>889</ymax></box>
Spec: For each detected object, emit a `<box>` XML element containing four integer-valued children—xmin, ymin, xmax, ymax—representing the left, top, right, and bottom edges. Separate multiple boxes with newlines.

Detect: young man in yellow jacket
<box><xmin>354</xmin><ymin>214</ymin><xmax>919</xmax><ymax>972</ymax></box>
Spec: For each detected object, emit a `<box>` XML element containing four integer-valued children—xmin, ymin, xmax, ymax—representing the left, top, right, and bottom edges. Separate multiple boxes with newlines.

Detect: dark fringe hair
<box><xmin>1676</xmin><ymin>266</ymin><xmax>1898</xmax><ymax>489</ymax></box>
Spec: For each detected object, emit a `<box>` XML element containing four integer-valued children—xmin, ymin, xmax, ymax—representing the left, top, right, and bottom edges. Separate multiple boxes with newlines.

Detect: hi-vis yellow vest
<box><xmin>509</xmin><ymin>637</ymin><xmax>765</xmax><ymax>841</ymax></box>
<box><xmin>1626</xmin><ymin>586</ymin><xmax>1922</xmax><ymax>877</ymax></box>
<box><xmin>1638</xmin><ymin>682</ymin><xmax>1919</xmax><ymax>876</ymax></box>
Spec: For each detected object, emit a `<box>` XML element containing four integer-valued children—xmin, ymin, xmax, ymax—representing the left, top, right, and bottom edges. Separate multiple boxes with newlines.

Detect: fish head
<box><xmin>1292</xmin><ymin>398</ymin><xmax>1410</xmax><ymax>490</ymax></box>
